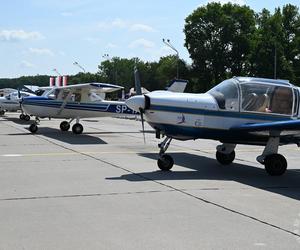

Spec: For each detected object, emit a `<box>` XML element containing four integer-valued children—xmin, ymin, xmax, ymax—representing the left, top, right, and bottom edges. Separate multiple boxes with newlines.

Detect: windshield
<box><xmin>207</xmin><ymin>79</ymin><xmax>239</xmax><ymax>111</ymax></box>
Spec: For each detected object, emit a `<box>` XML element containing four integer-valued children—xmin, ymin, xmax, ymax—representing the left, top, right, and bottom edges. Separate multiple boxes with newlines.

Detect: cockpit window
<box><xmin>240</xmin><ymin>83</ymin><xmax>293</xmax><ymax>115</ymax></box>
<box><xmin>207</xmin><ymin>79</ymin><xmax>239</xmax><ymax>111</ymax></box>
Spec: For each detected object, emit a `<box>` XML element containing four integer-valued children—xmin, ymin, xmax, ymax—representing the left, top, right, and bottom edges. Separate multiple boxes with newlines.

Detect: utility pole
<box><xmin>163</xmin><ymin>38</ymin><xmax>179</xmax><ymax>79</ymax></box>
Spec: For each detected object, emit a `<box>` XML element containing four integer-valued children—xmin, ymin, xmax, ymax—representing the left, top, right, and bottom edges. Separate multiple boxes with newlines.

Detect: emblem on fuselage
<box><xmin>177</xmin><ymin>114</ymin><xmax>186</xmax><ymax>124</ymax></box>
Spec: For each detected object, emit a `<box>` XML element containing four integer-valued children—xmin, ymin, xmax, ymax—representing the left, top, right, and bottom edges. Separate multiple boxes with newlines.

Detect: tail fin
<box><xmin>134</xmin><ymin>66</ymin><xmax>142</xmax><ymax>95</ymax></box>
<box><xmin>167</xmin><ymin>79</ymin><xmax>188</xmax><ymax>93</ymax></box>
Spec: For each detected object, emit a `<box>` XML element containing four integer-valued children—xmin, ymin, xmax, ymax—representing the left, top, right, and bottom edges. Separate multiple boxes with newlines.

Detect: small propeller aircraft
<box><xmin>21</xmin><ymin>82</ymin><xmax>138</xmax><ymax>134</ymax></box>
<box><xmin>126</xmin><ymin>75</ymin><xmax>300</xmax><ymax>176</ymax></box>
<box><xmin>0</xmin><ymin>90</ymin><xmax>36</xmax><ymax>120</ymax></box>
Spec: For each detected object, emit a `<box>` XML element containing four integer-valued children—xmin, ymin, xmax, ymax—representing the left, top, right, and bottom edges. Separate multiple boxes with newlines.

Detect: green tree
<box><xmin>184</xmin><ymin>2</ymin><xmax>255</xmax><ymax>90</ymax></box>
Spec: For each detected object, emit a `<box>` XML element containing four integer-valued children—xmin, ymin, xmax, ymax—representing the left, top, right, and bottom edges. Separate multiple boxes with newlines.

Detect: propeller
<box><xmin>134</xmin><ymin>66</ymin><xmax>146</xmax><ymax>143</ymax></box>
<box><xmin>139</xmin><ymin>107</ymin><xmax>146</xmax><ymax>143</ymax></box>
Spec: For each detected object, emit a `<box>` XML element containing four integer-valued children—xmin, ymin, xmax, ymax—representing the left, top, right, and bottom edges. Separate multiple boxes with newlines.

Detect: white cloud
<box><xmin>207</xmin><ymin>0</ymin><xmax>245</xmax><ymax>5</ymax></box>
<box><xmin>111</xmin><ymin>18</ymin><xmax>127</xmax><ymax>28</ymax></box>
<box><xmin>129</xmin><ymin>24</ymin><xmax>155</xmax><ymax>32</ymax></box>
<box><xmin>97</xmin><ymin>19</ymin><xmax>156</xmax><ymax>33</ymax></box>
<box><xmin>0</xmin><ymin>30</ymin><xmax>44</xmax><ymax>42</ymax></box>
<box><xmin>20</xmin><ymin>60</ymin><xmax>35</xmax><ymax>68</ymax></box>
<box><xmin>129</xmin><ymin>38</ymin><xmax>155</xmax><ymax>49</ymax></box>
<box><xmin>28</xmin><ymin>48</ymin><xmax>54</xmax><ymax>56</ymax></box>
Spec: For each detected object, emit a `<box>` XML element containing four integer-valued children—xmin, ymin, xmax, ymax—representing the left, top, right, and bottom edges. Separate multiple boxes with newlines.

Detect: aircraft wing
<box><xmin>54</xmin><ymin>83</ymin><xmax>124</xmax><ymax>93</ymax></box>
<box><xmin>230</xmin><ymin>119</ymin><xmax>300</xmax><ymax>136</ymax></box>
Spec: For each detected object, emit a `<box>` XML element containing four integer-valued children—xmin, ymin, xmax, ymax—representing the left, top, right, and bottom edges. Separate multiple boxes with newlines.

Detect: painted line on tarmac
<box><xmin>0</xmin><ymin>150</ymin><xmax>194</xmax><ymax>158</ymax></box>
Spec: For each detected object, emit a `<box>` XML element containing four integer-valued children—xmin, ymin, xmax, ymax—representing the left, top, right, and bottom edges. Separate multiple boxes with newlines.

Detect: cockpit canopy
<box><xmin>207</xmin><ymin>77</ymin><xmax>298</xmax><ymax>116</ymax></box>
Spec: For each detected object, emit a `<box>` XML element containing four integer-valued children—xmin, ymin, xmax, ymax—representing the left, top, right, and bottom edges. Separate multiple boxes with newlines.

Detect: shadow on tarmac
<box><xmin>8</xmin><ymin>127</ymin><xmax>107</xmax><ymax>145</ymax></box>
<box><xmin>108</xmin><ymin>152</ymin><xmax>300</xmax><ymax>201</ymax></box>
<box><xmin>2</xmin><ymin>116</ymin><xmax>32</xmax><ymax>125</ymax></box>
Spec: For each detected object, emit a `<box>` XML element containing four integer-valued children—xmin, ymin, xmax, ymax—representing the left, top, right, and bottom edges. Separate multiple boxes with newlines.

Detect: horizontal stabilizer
<box><xmin>167</xmin><ymin>79</ymin><xmax>188</xmax><ymax>93</ymax></box>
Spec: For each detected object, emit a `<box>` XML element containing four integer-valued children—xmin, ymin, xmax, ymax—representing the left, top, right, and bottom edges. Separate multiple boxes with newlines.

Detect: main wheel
<box><xmin>157</xmin><ymin>154</ymin><xmax>174</xmax><ymax>171</ymax></box>
<box><xmin>19</xmin><ymin>114</ymin><xmax>25</xmax><ymax>120</ymax></box>
<box><xmin>0</xmin><ymin>110</ymin><xmax>5</xmax><ymax>116</ymax></box>
<box><xmin>29</xmin><ymin>124</ymin><xmax>38</xmax><ymax>133</ymax></box>
<box><xmin>72</xmin><ymin>123</ymin><xmax>83</xmax><ymax>134</ymax></box>
<box><xmin>60</xmin><ymin>121</ymin><xmax>70</xmax><ymax>131</ymax></box>
<box><xmin>264</xmin><ymin>154</ymin><xmax>287</xmax><ymax>176</ymax></box>
<box><xmin>24</xmin><ymin>115</ymin><xmax>30</xmax><ymax>121</ymax></box>
<box><xmin>216</xmin><ymin>150</ymin><xmax>235</xmax><ymax>165</ymax></box>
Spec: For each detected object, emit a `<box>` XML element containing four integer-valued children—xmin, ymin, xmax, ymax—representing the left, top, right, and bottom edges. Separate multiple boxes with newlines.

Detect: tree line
<box><xmin>1</xmin><ymin>3</ymin><xmax>300</xmax><ymax>93</ymax></box>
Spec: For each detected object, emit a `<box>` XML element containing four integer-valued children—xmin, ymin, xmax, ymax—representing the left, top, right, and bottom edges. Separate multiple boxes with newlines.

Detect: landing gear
<box><xmin>0</xmin><ymin>110</ymin><xmax>5</xmax><ymax>116</ymax></box>
<box><xmin>157</xmin><ymin>137</ymin><xmax>173</xmax><ymax>171</ymax></box>
<box><xmin>29</xmin><ymin>117</ymin><xmax>40</xmax><ymax>133</ymax></box>
<box><xmin>19</xmin><ymin>114</ymin><xmax>30</xmax><ymax>121</ymax></box>
<box><xmin>216</xmin><ymin>151</ymin><xmax>235</xmax><ymax>165</ymax></box>
<box><xmin>29</xmin><ymin>123</ymin><xmax>38</xmax><ymax>133</ymax></box>
<box><xmin>72</xmin><ymin>123</ymin><xmax>83</xmax><ymax>134</ymax></box>
<box><xmin>264</xmin><ymin>154</ymin><xmax>287</xmax><ymax>176</ymax></box>
<box><xmin>257</xmin><ymin>136</ymin><xmax>287</xmax><ymax>176</ymax></box>
<box><xmin>60</xmin><ymin>121</ymin><xmax>70</xmax><ymax>131</ymax></box>
<box><xmin>216</xmin><ymin>143</ymin><xmax>236</xmax><ymax>165</ymax></box>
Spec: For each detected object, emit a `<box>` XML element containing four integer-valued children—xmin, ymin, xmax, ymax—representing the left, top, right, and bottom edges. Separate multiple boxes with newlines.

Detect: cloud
<box><xmin>129</xmin><ymin>24</ymin><xmax>156</xmax><ymax>32</ymax></box>
<box><xmin>98</xmin><ymin>18</ymin><xmax>127</xmax><ymax>30</ymax></box>
<box><xmin>129</xmin><ymin>38</ymin><xmax>155</xmax><ymax>49</ymax></box>
<box><xmin>97</xmin><ymin>19</ymin><xmax>156</xmax><ymax>33</ymax></box>
<box><xmin>111</xmin><ymin>18</ymin><xmax>127</xmax><ymax>28</ymax></box>
<box><xmin>0</xmin><ymin>30</ymin><xmax>44</xmax><ymax>42</ymax></box>
<box><xmin>20</xmin><ymin>60</ymin><xmax>35</xmax><ymax>68</ymax></box>
<box><xmin>28</xmin><ymin>48</ymin><xmax>54</xmax><ymax>56</ymax></box>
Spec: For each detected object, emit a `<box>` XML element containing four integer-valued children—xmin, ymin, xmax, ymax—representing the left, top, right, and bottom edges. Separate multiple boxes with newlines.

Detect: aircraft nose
<box><xmin>125</xmin><ymin>95</ymin><xmax>145</xmax><ymax>112</ymax></box>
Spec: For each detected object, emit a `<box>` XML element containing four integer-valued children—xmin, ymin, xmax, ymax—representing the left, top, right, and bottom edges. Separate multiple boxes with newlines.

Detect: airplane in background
<box><xmin>126</xmin><ymin>76</ymin><xmax>300</xmax><ymax>176</ymax></box>
<box><xmin>21</xmin><ymin>82</ymin><xmax>138</xmax><ymax>134</ymax></box>
<box><xmin>0</xmin><ymin>90</ymin><xmax>36</xmax><ymax>120</ymax></box>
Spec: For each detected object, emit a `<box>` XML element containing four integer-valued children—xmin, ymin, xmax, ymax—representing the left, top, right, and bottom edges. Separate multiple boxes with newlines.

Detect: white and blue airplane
<box><xmin>0</xmin><ymin>90</ymin><xmax>36</xmax><ymax>120</ymax></box>
<box><xmin>126</xmin><ymin>76</ymin><xmax>300</xmax><ymax>176</ymax></box>
<box><xmin>21</xmin><ymin>82</ymin><xmax>138</xmax><ymax>134</ymax></box>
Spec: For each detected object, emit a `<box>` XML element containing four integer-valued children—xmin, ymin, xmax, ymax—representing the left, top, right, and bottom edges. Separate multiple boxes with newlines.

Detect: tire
<box><xmin>264</xmin><ymin>154</ymin><xmax>287</xmax><ymax>176</ymax></box>
<box><xmin>60</xmin><ymin>121</ymin><xmax>70</xmax><ymax>131</ymax></box>
<box><xmin>72</xmin><ymin>123</ymin><xmax>83</xmax><ymax>134</ymax></box>
<box><xmin>29</xmin><ymin>124</ymin><xmax>38</xmax><ymax>133</ymax></box>
<box><xmin>157</xmin><ymin>154</ymin><xmax>174</xmax><ymax>171</ymax></box>
<box><xmin>19</xmin><ymin>114</ymin><xmax>25</xmax><ymax>120</ymax></box>
<box><xmin>24</xmin><ymin>115</ymin><xmax>30</xmax><ymax>121</ymax></box>
<box><xmin>216</xmin><ymin>150</ymin><xmax>235</xmax><ymax>165</ymax></box>
<box><xmin>0</xmin><ymin>110</ymin><xmax>5</xmax><ymax>116</ymax></box>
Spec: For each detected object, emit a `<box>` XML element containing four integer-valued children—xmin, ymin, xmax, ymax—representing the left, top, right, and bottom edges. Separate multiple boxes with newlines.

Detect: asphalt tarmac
<box><xmin>0</xmin><ymin>113</ymin><xmax>299</xmax><ymax>249</ymax></box>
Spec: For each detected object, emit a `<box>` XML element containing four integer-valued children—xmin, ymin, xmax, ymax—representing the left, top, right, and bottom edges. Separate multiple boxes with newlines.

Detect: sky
<box><xmin>0</xmin><ymin>0</ymin><xmax>299</xmax><ymax>78</ymax></box>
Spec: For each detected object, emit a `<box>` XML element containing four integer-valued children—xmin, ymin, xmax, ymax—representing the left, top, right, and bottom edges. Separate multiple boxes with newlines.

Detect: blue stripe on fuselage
<box><xmin>22</xmin><ymin>98</ymin><xmax>137</xmax><ymax>114</ymax></box>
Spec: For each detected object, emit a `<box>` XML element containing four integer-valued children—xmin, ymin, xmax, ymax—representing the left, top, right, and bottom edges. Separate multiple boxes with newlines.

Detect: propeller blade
<box><xmin>134</xmin><ymin>66</ymin><xmax>142</xmax><ymax>95</ymax></box>
<box><xmin>139</xmin><ymin>108</ymin><xmax>146</xmax><ymax>144</ymax></box>
<box><xmin>17</xmin><ymin>88</ymin><xmax>21</xmax><ymax>99</ymax></box>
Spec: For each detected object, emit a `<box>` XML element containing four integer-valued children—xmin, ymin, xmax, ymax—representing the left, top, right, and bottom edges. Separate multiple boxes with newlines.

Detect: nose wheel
<box><xmin>29</xmin><ymin>123</ymin><xmax>38</xmax><ymax>133</ymax></box>
<box><xmin>157</xmin><ymin>137</ymin><xmax>174</xmax><ymax>171</ymax></box>
<box><xmin>158</xmin><ymin>154</ymin><xmax>174</xmax><ymax>171</ymax></box>
<box><xmin>29</xmin><ymin>117</ymin><xmax>40</xmax><ymax>133</ymax></box>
